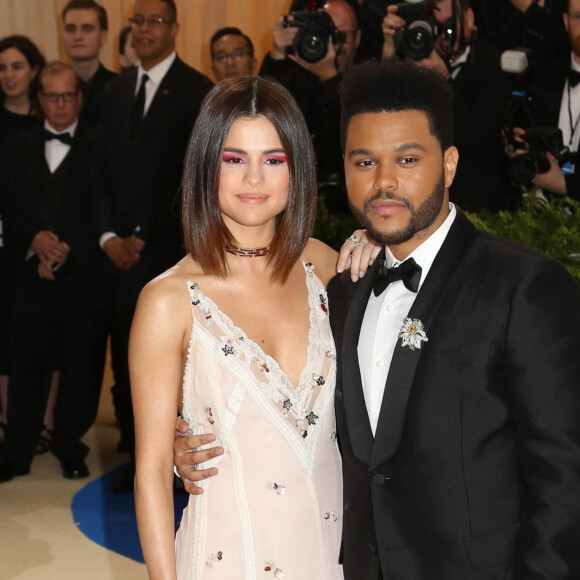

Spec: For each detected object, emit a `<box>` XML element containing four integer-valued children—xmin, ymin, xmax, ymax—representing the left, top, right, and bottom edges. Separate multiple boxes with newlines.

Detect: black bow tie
<box><xmin>43</xmin><ymin>129</ymin><xmax>73</xmax><ymax>145</ymax></box>
<box><xmin>373</xmin><ymin>257</ymin><xmax>422</xmax><ymax>296</ymax></box>
<box><xmin>569</xmin><ymin>69</ymin><xmax>580</xmax><ymax>88</ymax></box>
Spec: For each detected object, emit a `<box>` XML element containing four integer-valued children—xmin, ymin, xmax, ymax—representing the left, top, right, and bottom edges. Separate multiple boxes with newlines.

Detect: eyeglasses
<box><xmin>129</xmin><ymin>16</ymin><xmax>175</xmax><ymax>29</ymax></box>
<box><xmin>212</xmin><ymin>50</ymin><xmax>251</xmax><ymax>63</ymax></box>
<box><xmin>40</xmin><ymin>92</ymin><xmax>79</xmax><ymax>103</ymax></box>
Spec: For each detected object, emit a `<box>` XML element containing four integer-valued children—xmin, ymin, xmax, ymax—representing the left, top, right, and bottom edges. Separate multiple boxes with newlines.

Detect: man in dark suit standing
<box><xmin>517</xmin><ymin>0</ymin><xmax>580</xmax><ymax>201</ymax></box>
<box><xmin>0</xmin><ymin>61</ymin><xmax>108</xmax><ymax>482</ymax></box>
<box><xmin>61</xmin><ymin>0</ymin><xmax>117</xmax><ymax>125</ymax></box>
<box><xmin>329</xmin><ymin>58</ymin><xmax>580</xmax><ymax>579</ymax></box>
<box><xmin>171</xmin><ymin>55</ymin><xmax>580</xmax><ymax>579</ymax></box>
<box><xmin>96</xmin><ymin>0</ymin><xmax>212</xmax><ymax>491</ymax></box>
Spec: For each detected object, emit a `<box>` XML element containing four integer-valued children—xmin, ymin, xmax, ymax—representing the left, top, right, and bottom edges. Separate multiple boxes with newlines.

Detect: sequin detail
<box><xmin>323</xmin><ymin>510</ymin><xmax>338</xmax><ymax>522</ymax></box>
<box><xmin>205</xmin><ymin>407</ymin><xmax>215</xmax><ymax>425</ymax></box>
<box><xmin>265</xmin><ymin>562</ymin><xmax>284</xmax><ymax>577</ymax></box>
<box><xmin>266</xmin><ymin>481</ymin><xmax>287</xmax><ymax>495</ymax></box>
<box><xmin>222</xmin><ymin>345</ymin><xmax>234</xmax><ymax>356</ymax></box>
<box><xmin>313</xmin><ymin>374</ymin><xmax>325</xmax><ymax>386</ymax></box>
<box><xmin>205</xmin><ymin>550</ymin><xmax>223</xmax><ymax>568</ymax></box>
<box><xmin>306</xmin><ymin>411</ymin><xmax>319</xmax><ymax>425</ymax></box>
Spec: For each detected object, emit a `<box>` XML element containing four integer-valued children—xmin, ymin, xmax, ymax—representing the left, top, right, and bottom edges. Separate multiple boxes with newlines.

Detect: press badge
<box><xmin>562</xmin><ymin>161</ymin><xmax>575</xmax><ymax>175</ymax></box>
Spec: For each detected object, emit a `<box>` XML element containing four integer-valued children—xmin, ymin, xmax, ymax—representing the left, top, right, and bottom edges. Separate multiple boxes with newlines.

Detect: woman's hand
<box><xmin>336</xmin><ymin>229</ymin><xmax>382</xmax><ymax>282</ymax></box>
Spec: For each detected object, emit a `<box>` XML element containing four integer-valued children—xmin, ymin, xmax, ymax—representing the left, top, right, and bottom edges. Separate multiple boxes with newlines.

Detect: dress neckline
<box><xmin>187</xmin><ymin>262</ymin><xmax>322</xmax><ymax>392</ymax></box>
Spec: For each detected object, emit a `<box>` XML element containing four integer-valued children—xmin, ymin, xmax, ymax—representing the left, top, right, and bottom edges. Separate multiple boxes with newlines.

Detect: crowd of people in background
<box><xmin>0</xmin><ymin>0</ymin><xmax>578</xmax><ymax>493</ymax></box>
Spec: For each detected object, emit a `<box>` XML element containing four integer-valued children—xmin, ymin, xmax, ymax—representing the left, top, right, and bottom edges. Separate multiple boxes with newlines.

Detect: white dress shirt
<box><xmin>135</xmin><ymin>51</ymin><xmax>176</xmax><ymax>115</ymax></box>
<box><xmin>558</xmin><ymin>53</ymin><xmax>580</xmax><ymax>154</ymax></box>
<box><xmin>44</xmin><ymin>119</ymin><xmax>77</xmax><ymax>173</ymax></box>
<box><xmin>358</xmin><ymin>203</ymin><xmax>457</xmax><ymax>435</ymax></box>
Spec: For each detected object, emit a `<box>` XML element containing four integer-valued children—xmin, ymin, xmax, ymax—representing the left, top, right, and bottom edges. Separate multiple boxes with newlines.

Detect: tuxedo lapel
<box><xmin>369</xmin><ymin>212</ymin><xmax>479</xmax><ymax>470</ymax></box>
<box><xmin>341</xmin><ymin>252</ymin><xmax>383</xmax><ymax>465</ymax></box>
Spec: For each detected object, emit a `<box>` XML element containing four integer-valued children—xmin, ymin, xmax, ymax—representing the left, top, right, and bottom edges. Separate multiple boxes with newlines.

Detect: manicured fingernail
<box><xmin>369</xmin><ymin>260</ymin><xmax>374</xmax><ymax>266</ymax></box>
<box><xmin>351</xmin><ymin>274</ymin><xmax>358</xmax><ymax>282</ymax></box>
<box><xmin>359</xmin><ymin>271</ymin><xmax>365</xmax><ymax>278</ymax></box>
<box><xmin>204</xmin><ymin>433</ymin><xmax>216</xmax><ymax>442</ymax></box>
<box><xmin>214</xmin><ymin>447</ymin><xmax>224</xmax><ymax>456</ymax></box>
<box><xmin>337</xmin><ymin>263</ymin><xmax>344</xmax><ymax>273</ymax></box>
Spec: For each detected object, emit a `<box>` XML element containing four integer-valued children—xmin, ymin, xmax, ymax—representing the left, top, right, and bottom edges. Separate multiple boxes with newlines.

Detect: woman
<box><xmin>130</xmin><ymin>76</ymin><xmax>376</xmax><ymax>579</ymax></box>
<box><xmin>0</xmin><ymin>35</ymin><xmax>45</xmax><ymax>139</ymax></box>
<box><xmin>0</xmin><ymin>35</ymin><xmax>45</xmax><ymax>443</ymax></box>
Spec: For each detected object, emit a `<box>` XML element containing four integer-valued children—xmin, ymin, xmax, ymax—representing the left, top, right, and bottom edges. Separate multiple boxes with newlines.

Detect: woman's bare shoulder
<box><xmin>138</xmin><ymin>257</ymin><xmax>202</xmax><ymax>316</ymax></box>
<box><xmin>303</xmin><ymin>238</ymin><xmax>338</xmax><ymax>287</ymax></box>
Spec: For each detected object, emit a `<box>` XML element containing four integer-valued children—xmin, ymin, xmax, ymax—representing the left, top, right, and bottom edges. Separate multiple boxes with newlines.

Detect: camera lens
<box><xmin>298</xmin><ymin>33</ymin><xmax>327</xmax><ymax>62</ymax></box>
<box><xmin>402</xmin><ymin>21</ymin><xmax>434</xmax><ymax>61</ymax></box>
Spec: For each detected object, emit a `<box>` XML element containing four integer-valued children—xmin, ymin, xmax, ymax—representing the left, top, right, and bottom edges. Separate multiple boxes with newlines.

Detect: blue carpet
<box><xmin>71</xmin><ymin>462</ymin><xmax>189</xmax><ymax>563</ymax></box>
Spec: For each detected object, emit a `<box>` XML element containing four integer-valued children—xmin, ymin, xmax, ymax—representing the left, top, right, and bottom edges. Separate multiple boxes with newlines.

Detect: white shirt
<box><xmin>44</xmin><ymin>119</ymin><xmax>77</xmax><ymax>173</ymax></box>
<box><xmin>557</xmin><ymin>53</ymin><xmax>580</xmax><ymax>153</ymax></box>
<box><xmin>135</xmin><ymin>51</ymin><xmax>176</xmax><ymax>115</ymax></box>
<box><xmin>358</xmin><ymin>203</ymin><xmax>457</xmax><ymax>435</ymax></box>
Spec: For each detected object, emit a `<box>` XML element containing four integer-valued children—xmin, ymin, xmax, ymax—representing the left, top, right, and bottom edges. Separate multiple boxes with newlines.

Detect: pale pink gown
<box><xmin>175</xmin><ymin>262</ymin><xmax>343</xmax><ymax>580</ymax></box>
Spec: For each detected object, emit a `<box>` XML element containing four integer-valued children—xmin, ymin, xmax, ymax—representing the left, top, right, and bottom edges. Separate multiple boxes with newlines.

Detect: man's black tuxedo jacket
<box><xmin>525</xmin><ymin>55</ymin><xmax>580</xmax><ymax>202</ymax></box>
<box><xmin>3</xmin><ymin>122</ymin><xmax>101</xmax><ymax>273</ymax></box>
<box><xmin>328</xmin><ymin>211</ymin><xmax>580</xmax><ymax>579</ymax></box>
<box><xmin>95</xmin><ymin>56</ymin><xmax>212</xmax><ymax>256</ymax></box>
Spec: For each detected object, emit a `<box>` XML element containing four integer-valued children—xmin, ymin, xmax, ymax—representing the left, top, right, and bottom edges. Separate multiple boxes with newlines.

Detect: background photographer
<box><xmin>382</xmin><ymin>0</ymin><xmax>520</xmax><ymax>212</ymax></box>
<box><xmin>513</xmin><ymin>0</ymin><xmax>580</xmax><ymax>200</ymax></box>
<box><xmin>259</xmin><ymin>0</ymin><xmax>361</xmax><ymax>212</ymax></box>
<box><xmin>472</xmin><ymin>0</ymin><xmax>568</xmax><ymax>68</ymax></box>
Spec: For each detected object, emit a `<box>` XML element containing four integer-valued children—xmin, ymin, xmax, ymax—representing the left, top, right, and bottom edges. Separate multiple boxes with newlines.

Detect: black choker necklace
<box><xmin>225</xmin><ymin>245</ymin><xmax>269</xmax><ymax>258</ymax></box>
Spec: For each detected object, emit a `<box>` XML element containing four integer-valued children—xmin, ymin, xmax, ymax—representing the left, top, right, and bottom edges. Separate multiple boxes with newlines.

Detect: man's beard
<box><xmin>349</xmin><ymin>169</ymin><xmax>446</xmax><ymax>247</ymax></box>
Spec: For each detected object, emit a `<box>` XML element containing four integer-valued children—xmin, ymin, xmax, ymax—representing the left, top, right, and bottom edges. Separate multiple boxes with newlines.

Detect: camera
<box><xmin>285</xmin><ymin>0</ymin><xmax>345</xmax><ymax>63</ymax></box>
<box><xmin>394</xmin><ymin>1</ymin><xmax>440</xmax><ymax>61</ymax></box>
<box><xmin>504</xmin><ymin>126</ymin><xmax>572</xmax><ymax>187</ymax></box>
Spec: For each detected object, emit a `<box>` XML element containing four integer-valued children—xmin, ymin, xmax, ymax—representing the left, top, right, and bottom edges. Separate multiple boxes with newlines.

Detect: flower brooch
<box><xmin>398</xmin><ymin>318</ymin><xmax>428</xmax><ymax>351</ymax></box>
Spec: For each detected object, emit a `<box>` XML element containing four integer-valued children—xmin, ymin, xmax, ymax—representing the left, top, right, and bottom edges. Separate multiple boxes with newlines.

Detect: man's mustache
<box><xmin>363</xmin><ymin>189</ymin><xmax>413</xmax><ymax>214</ymax></box>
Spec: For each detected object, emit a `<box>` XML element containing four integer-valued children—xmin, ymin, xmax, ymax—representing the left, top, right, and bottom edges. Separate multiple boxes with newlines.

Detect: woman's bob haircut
<box><xmin>181</xmin><ymin>76</ymin><xmax>317</xmax><ymax>282</ymax></box>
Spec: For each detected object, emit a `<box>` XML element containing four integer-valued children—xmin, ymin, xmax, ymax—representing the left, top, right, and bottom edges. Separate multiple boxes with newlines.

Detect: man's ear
<box><xmin>443</xmin><ymin>146</ymin><xmax>459</xmax><ymax>188</ymax></box>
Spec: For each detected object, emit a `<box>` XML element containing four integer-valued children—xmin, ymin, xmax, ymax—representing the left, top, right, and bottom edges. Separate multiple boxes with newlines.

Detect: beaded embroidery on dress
<box><xmin>175</xmin><ymin>262</ymin><xmax>343</xmax><ymax>580</ymax></box>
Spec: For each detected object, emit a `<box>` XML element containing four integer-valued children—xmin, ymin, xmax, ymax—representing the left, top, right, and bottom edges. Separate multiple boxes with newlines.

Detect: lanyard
<box><xmin>566</xmin><ymin>81</ymin><xmax>580</xmax><ymax>150</ymax></box>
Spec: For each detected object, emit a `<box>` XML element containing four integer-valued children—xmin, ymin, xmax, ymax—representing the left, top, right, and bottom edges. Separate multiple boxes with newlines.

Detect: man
<box><xmin>175</xmin><ymin>58</ymin><xmax>580</xmax><ymax>578</ymax></box>
<box><xmin>515</xmin><ymin>0</ymin><xmax>580</xmax><ymax>200</ymax></box>
<box><xmin>210</xmin><ymin>26</ymin><xmax>256</xmax><ymax>82</ymax></box>
<box><xmin>96</xmin><ymin>0</ymin><xmax>212</xmax><ymax>492</ymax></box>
<box><xmin>472</xmin><ymin>0</ymin><xmax>568</xmax><ymax>66</ymax></box>
<box><xmin>383</xmin><ymin>0</ymin><xmax>519</xmax><ymax>212</ymax></box>
<box><xmin>260</xmin><ymin>0</ymin><xmax>361</xmax><ymax>210</ymax></box>
<box><xmin>62</xmin><ymin>0</ymin><xmax>116</xmax><ymax>125</ymax></box>
<box><xmin>0</xmin><ymin>62</ymin><xmax>108</xmax><ymax>482</ymax></box>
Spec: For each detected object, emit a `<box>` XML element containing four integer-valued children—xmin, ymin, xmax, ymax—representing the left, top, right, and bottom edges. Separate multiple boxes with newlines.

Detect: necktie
<box><xmin>131</xmin><ymin>73</ymin><xmax>149</xmax><ymax>138</ymax></box>
<box><xmin>43</xmin><ymin>130</ymin><xmax>73</xmax><ymax>145</ymax></box>
<box><xmin>568</xmin><ymin>69</ymin><xmax>580</xmax><ymax>88</ymax></box>
<box><xmin>372</xmin><ymin>257</ymin><xmax>422</xmax><ymax>296</ymax></box>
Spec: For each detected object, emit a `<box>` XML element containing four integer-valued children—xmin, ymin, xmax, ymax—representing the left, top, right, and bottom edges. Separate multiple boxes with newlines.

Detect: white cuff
<box><xmin>99</xmin><ymin>232</ymin><xmax>117</xmax><ymax>249</ymax></box>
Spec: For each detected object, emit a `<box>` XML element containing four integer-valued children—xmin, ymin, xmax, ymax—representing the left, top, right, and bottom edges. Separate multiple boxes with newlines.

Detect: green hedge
<box><xmin>314</xmin><ymin>195</ymin><xmax>580</xmax><ymax>282</ymax></box>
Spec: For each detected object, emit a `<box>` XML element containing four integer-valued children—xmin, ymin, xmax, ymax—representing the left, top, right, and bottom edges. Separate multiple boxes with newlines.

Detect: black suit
<box><xmin>78</xmin><ymin>62</ymin><xmax>117</xmax><ymax>126</ymax></box>
<box><xmin>328</xmin><ymin>210</ymin><xmax>580</xmax><ymax>579</ymax></box>
<box><xmin>1</xmin><ymin>123</ymin><xmax>109</xmax><ymax>471</ymax></box>
<box><xmin>525</xmin><ymin>55</ymin><xmax>580</xmax><ymax>201</ymax></box>
<box><xmin>95</xmin><ymin>56</ymin><xmax>213</xmax><ymax>458</ymax></box>
<box><xmin>449</xmin><ymin>35</ymin><xmax>519</xmax><ymax>212</ymax></box>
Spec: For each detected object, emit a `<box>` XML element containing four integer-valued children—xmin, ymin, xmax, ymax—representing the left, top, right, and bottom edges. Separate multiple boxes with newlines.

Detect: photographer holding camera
<box><xmin>259</xmin><ymin>0</ymin><xmax>361</xmax><ymax>211</ymax></box>
<box><xmin>382</xmin><ymin>0</ymin><xmax>520</xmax><ymax>212</ymax></box>
<box><xmin>511</xmin><ymin>0</ymin><xmax>580</xmax><ymax>200</ymax></box>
